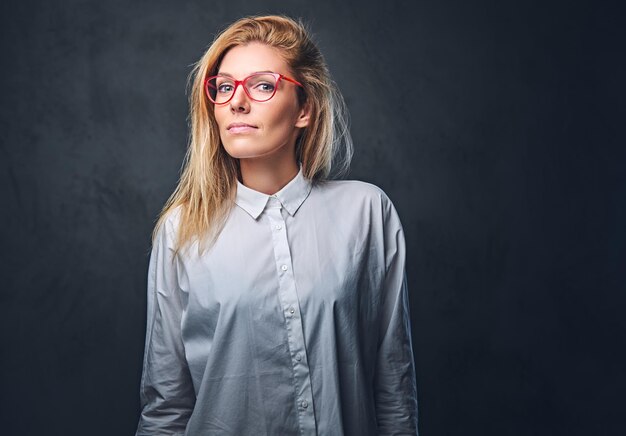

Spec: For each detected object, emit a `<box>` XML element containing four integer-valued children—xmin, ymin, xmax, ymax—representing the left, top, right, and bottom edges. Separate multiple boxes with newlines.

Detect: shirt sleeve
<box><xmin>374</xmin><ymin>193</ymin><xmax>419</xmax><ymax>435</ymax></box>
<box><xmin>136</xmin><ymin>215</ymin><xmax>195</xmax><ymax>436</ymax></box>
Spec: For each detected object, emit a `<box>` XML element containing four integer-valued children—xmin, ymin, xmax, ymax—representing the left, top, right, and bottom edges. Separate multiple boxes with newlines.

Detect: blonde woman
<box><xmin>136</xmin><ymin>15</ymin><xmax>418</xmax><ymax>436</ymax></box>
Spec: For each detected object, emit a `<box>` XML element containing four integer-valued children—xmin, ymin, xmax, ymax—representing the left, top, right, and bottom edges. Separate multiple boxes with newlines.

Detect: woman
<box><xmin>136</xmin><ymin>15</ymin><xmax>418</xmax><ymax>436</ymax></box>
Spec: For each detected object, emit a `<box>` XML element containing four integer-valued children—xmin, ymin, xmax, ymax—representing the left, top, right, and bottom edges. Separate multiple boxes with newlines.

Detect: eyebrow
<box><xmin>217</xmin><ymin>70</ymin><xmax>276</xmax><ymax>78</ymax></box>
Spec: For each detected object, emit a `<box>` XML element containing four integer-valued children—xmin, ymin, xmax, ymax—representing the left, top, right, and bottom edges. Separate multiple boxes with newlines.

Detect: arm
<box><xmin>136</xmin><ymin>216</ymin><xmax>195</xmax><ymax>435</ymax></box>
<box><xmin>374</xmin><ymin>194</ymin><xmax>419</xmax><ymax>435</ymax></box>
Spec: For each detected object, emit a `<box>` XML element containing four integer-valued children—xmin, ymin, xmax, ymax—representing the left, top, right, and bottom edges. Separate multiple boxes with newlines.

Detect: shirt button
<box><xmin>301</xmin><ymin>400</ymin><xmax>308</xmax><ymax>408</ymax></box>
<box><xmin>281</xmin><ymin>264</ymin><xmax>288</xmax><ymax>271</ymax></box>
<box><xmin>275</xmin><ymin>224</ymin><xmax>282</xmax><ymax>230</ymax></box>
<box><xmin>295</xmin><ymin>353</ymin><xmax>302</xmax><ymax>361</ymax></box>
<box><xmin>289</xmin><ymin>306</ymin><xmax>295</xmax><ymax>314</ymax></box>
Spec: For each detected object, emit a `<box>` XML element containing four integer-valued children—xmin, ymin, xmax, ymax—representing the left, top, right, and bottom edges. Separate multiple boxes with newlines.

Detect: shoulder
<box><xmin>163</xmin><ymin>205</ymin><xmax>184</xmax><ymax>230</ymax></box>
<box><xmin>153</xmin><ymin>205</ymin><xmax>184</xmax><ymax>247</ymax></box>
<box><xmin>313</xmin><ymin>179</ymin><xmax>396</xmax><ymax>209</ymax></box>
<box><xmin>314</xmin><ymin>178</ymin><xmax>390</xmax><ymax>200</ymax></box>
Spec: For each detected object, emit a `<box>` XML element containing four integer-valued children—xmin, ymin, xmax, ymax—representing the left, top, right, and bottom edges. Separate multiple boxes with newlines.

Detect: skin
<box><xmin>214</xmin><ymin>42</ymin><xmax>311</xmax><ymax>195</ymax></box>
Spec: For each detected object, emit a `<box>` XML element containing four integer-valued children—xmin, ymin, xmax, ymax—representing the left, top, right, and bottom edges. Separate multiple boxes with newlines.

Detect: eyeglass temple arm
<box><xmin>281</xmin><ymin>75</ymin><xmax>304</xmax><ymax>88</ymax></box>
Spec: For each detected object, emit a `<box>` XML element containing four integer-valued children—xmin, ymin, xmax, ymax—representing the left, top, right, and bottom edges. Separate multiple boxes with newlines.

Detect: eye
<box><xmin>254</xmin><ymin>82</ymin><xmax>275</xmax><ymax>93</ymax></box>
<box><xmin>217</xmin><ymin>83</ymin><xmax>234</xmax><ymax>93</ymax></box>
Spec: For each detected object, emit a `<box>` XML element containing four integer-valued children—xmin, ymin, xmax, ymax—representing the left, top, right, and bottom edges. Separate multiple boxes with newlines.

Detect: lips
<box><xmin>227</xmin><ymin>122</ymin><xmax>258</xmax><ymax>133</ymax></box>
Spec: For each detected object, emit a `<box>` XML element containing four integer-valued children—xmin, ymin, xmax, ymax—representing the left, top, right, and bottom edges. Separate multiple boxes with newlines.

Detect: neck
<box><xmin>239</xmin><ymin>154</ymin><xmax>299</xmax><ymax>195</ymax></box>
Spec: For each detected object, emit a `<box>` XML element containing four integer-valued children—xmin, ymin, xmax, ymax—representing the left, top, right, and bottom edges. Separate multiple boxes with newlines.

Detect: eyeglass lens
<box><xmin>207</xmin><ymin>74</ymin><xmax>278</xmax><ymax>103</ymax></box>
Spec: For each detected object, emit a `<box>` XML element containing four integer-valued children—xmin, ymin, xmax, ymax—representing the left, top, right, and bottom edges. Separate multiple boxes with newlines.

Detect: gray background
<box><xmin>1</xmin><ymin>0</ymin><xmax>624</xmax><ymax>435</ymax></box>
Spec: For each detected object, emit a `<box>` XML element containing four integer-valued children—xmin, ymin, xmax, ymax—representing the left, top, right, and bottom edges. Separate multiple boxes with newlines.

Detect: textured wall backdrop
<box><xmin>1</xmin><ymin>0</ymin><xmax>624</xmax><ymax>435</ymax></box>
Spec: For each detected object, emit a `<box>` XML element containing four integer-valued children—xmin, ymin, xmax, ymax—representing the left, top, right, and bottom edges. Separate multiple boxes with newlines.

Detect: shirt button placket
<box><xmin>266</xmin><ymin>197</ymin><xmax>317</xmax><ymax>435</ymax></box>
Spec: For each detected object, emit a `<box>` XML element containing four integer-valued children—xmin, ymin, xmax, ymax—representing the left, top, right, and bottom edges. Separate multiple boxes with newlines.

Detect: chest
<box><xmin>176</xmin><ymin>202</ymin><xmax>385</xmax><ymax>318</ymax></box>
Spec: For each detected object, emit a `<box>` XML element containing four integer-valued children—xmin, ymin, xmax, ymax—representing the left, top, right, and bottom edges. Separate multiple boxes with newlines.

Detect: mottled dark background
<box><xmin>1</xmin><ymin>0</ymin><xmax>624</xmax><ymax>435</ymax></box>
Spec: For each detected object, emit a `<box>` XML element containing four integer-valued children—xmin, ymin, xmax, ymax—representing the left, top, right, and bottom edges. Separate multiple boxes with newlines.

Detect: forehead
<box><xmin>217</xmin><ymin>42</ymin><xmax>290</xmax><ymax>77</ymax></box>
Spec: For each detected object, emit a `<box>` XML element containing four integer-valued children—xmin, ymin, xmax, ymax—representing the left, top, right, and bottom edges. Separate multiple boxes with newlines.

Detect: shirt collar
<box><xmin>235</xmin><ymin>163</ymin><xmax>312</xmax><ymax>220</ymax></box>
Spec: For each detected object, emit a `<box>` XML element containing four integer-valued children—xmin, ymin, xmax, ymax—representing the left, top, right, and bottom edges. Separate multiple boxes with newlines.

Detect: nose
<box><xmin>229</xmin><ymin>83</ymin><xmax>250</xmax><ymax>113</ymax></box>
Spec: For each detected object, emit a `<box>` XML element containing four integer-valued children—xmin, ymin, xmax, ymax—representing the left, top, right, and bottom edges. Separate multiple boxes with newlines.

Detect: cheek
<box><xmin>265</xmin><ymin>102</ymin><xmax>298</xmax><ymax>129</ymax></box>
<box><xmin>213</xmin><ymin>108</ymin><xmax>228</xmax><ymax>129</ymax></box>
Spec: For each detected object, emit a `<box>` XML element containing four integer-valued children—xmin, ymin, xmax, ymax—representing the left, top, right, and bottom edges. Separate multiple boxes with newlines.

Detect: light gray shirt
<box><xmin>136</xmin><ymin>165</ymin><xmax>418</xmax><ymax>435</ymax></box>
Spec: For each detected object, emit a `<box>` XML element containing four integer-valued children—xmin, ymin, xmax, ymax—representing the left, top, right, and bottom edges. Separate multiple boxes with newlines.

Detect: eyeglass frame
<box><xmin>204</xmin><ymin>72</ymin><xmax>304</xmax><ymax>104</ymax></box>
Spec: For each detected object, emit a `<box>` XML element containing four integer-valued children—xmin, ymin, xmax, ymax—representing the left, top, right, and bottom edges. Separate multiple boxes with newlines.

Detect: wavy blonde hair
<box><xmin>154</xmin><ymin>15</ymin><xmax>353</xmax><ymax>254</ymax></box>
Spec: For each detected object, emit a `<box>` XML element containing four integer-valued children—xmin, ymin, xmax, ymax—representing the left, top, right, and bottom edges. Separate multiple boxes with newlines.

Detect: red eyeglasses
<box><xmin>204</xmin><ymin>72</ymin><xmax>303</xmax><ymax>104</ymax></box>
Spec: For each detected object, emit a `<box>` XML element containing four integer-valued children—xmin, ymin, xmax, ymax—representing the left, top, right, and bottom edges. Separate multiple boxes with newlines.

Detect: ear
<box><xmin>294</xmin><ymin>101</ymin><xmax>311</xmax><ymax>128</ymax></box>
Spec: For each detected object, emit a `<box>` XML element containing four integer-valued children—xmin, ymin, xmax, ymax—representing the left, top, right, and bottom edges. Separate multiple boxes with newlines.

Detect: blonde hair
<box><xmin>154</xmin><ymin>15</ymin><xmax>353</xmax><ymax>254</ymax></box>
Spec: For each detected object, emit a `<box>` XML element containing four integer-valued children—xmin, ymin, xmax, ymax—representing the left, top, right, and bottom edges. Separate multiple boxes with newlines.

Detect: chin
<box><xmin>222</xmin><ymin>143</ymin><xmax>271</xmax><ymax>160</ymax></box>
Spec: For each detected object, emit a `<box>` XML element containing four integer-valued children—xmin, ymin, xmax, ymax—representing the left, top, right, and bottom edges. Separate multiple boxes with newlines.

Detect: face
<box><xmin>213</xmin><ymin>42</ymin><xmax>310</xmax><ymax>162</ymax></box>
